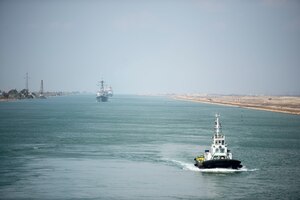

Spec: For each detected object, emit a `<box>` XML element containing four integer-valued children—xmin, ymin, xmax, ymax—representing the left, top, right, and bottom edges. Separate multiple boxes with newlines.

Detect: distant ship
<box><xmin>96</xmin><ymin>80</ymin><xmax>109</xmax><ymax>102</ymax></box>
<box><xmin>107</xmin><ymin>86</ymin><xmax>113</xmax><ymax>97</ymax></box>
<box><xmin>194</xmin><ymin>114</ymin><xmax>243</xmax><ymax>169</ymax></box>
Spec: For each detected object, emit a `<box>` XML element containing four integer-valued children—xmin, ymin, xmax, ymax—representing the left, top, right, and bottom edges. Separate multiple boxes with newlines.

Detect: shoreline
<box><xmin>0</xmin><ymin>99</ymin><xmax>16</xmax><ymax>102</ymax></box>
<box><xmin>173</xmin><ymin>95</ymin><xmax>300</xmax><ymax>115</ymax></box>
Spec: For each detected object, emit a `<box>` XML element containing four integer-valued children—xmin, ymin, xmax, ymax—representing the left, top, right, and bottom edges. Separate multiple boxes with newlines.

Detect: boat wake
<box><xmin>165</xmin><ymin>159</ymin><xmax>258</xmax><ymax>173</ymax></box>
<box><xmin>166</xmin><ymin>159</ymin><xmax>201</xmax><ymax>172</ymax></box>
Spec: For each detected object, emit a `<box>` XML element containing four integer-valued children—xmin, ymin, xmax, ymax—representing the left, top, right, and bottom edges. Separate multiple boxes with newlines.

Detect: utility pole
<box><xmin>25</xmin><ymin>72</ymin><xmax>29</xmax><ymax>91</ymax></box>
<box><xmin>40</xmin><ymin>80</ymin><xmax>44</xmax><ymax>95</ymax></box>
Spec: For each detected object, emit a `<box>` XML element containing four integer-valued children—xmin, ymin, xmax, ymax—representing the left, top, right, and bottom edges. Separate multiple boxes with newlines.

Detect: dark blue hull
<box><xmin>195</xmin><ymin>159</ymin><xmax>242</xmax><ymax>169</ymax></box>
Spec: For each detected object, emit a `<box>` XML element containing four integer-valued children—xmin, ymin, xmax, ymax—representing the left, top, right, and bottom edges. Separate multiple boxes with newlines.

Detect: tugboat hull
<box><xmin>195</xmin><ymin>159</ymin><xmax>242</xmax><ymax>169</ymax></box>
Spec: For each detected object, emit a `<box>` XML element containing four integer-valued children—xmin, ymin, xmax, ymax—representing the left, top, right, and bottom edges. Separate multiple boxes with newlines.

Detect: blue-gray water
<box><xmin>0</xmin><ymin>95</ymin><xmax>299</xmax><ymax>199</ymax></box>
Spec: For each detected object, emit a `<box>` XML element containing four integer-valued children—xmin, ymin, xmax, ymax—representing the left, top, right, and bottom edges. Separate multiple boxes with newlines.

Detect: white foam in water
<box><xmin>200</xmin><ymin>168</ymin><xmax>243</xmax><ymax>173</ymax></box>
<box><xmin>167</xmin><ymin>159</ymin><xmax>258</xmax><ymax>173</ymax></box>
<box><xmin>169</xmin><ymin>159</ymin><xmax>201</xmax><ymax>172</ymax></box>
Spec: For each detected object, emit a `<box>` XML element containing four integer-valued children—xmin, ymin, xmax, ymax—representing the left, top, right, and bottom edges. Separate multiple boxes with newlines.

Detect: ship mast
<box><xmin>97</xmin><ymin>80</ymin><xmax>105</xmax><ymax>90</ymax></box>
<box><xmin>214</xmin><ymin>114</ymin><xmax>222</xmax><ymax>136</ymax></box>
<box><xmin>100</xmin><ymin>80</ymin><xmax>104</xmax><ymax>90</ymax></box>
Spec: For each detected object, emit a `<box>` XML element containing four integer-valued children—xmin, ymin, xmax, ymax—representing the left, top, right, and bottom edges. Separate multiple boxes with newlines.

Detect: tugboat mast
<box><xmin>214</xmin><ymin>114</ymin><xmax>222</xmax><ymax>137</ymax></box>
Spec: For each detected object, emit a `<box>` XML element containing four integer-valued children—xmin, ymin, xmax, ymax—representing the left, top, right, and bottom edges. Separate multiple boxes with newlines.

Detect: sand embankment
<box><xmin>0</xmin><ymin>99</ymin><xmax>15</xmax><ymax>102</ymax></box>
<box><xmin>173</xmin><ymin>95</ymin><xmax>300</xmax><ymax>115</ymax></box>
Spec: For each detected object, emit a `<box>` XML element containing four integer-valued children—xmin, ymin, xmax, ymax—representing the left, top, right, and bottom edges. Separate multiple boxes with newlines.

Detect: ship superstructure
<box><xmin>107</xmin><ymin>86</ymin><xmax>113</xmax><ymax>97</ymax></box>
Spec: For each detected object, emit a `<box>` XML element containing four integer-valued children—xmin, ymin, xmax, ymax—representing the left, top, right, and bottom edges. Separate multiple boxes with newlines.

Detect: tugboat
<box><xmin>194</xmin><ymin>114</ymin><xmax>242</xmax><ymax>169</ymax></box>
<box><xmin>96</xmin><ymin>80</ymin><xmax>108</xmax><ymax>102</ymax></box>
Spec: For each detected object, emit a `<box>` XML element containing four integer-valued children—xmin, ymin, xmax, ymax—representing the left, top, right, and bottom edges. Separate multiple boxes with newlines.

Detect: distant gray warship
<box><xmin>96</xmin><ymin>80</ymin><xmax>109</xmax><ymax>102</ymax></box>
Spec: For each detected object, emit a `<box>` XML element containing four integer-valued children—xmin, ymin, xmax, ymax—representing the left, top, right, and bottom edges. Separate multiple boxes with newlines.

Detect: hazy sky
<box><xmin>0</xmin><ymin>0</ymin><xmax>299</xmax><ymax>95</ymax></box>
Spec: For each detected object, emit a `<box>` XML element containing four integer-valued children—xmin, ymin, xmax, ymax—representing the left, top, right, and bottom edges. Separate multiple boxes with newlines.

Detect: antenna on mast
<box><xmin>214</xmin><ymin>114</ymin><xmax>222</xmax><ymax>136</ymax></box>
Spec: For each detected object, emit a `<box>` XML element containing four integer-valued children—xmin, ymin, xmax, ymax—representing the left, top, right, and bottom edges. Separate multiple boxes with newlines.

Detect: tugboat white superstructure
<box><xmin>194</xmin><ymin>114</ymin><xmax>242</xmax><ymax>169</ymax></box>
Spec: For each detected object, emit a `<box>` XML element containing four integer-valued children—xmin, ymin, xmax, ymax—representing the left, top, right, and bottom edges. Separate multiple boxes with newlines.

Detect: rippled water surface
<box><xmin>0</xmin><ymin>95</ymin><xmax>299</xmax><ymax>199</ymax></box>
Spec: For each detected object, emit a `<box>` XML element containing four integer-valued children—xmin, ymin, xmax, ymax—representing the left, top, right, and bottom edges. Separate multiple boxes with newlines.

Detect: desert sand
<box><xmin>174</xmin><ymin>95</ymin><xmax>300</xmax><ymax>115</ymax></box>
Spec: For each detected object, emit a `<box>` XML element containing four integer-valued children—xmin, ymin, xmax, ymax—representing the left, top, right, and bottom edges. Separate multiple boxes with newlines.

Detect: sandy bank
<box><xmin>0</xmin><ymin>99</ymin><xmax>16</xmax><ymax>102</ymax></box>
<box><xmin>173</xmin><ymin>95</ymin><xmax>300</xmax><ymax>115</ymax></box>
